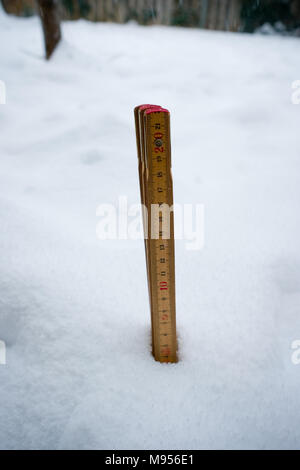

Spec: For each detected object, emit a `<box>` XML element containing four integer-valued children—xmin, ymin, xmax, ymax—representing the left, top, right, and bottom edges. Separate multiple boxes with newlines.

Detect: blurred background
<box><xmin>2</xmin><ymin>0</ymin><xmax>300</xmax><ymax>35</ymax></box>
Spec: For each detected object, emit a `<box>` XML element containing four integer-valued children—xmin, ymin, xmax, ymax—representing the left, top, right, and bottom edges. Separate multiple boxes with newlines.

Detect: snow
<box><xmin>1</xmin><ymin>6</ymin><xmax>300</xmax><ymax>450</ymax></box>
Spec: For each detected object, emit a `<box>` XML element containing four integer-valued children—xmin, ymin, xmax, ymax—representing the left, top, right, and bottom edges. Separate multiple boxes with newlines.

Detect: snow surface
<box><xmin>1</xmin><ymin>7</ymin><xmax>300</xmax><ymax>450</ymax></box>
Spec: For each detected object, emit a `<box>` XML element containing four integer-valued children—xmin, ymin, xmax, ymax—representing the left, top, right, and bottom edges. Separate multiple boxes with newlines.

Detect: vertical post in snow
<box><xmin>37</xmin><ymin>0</ymin><xmax>61</xmax><ymax>60</ymax></box>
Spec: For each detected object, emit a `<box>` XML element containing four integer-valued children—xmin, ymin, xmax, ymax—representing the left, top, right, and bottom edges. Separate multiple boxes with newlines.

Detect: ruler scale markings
<box><xmin>134</xmin><ymin>105</ymin><xmax>177</xmax><ymax>363</ymax></box>
<box><xmin>134</xmin><ymin>105</ymin><xmax>161</xmax><ymax>358</ymax></box>
<box><xmin>141</xmin><ymin>106</ymin><xmax>163</xmax><ymax>360</ymax></box>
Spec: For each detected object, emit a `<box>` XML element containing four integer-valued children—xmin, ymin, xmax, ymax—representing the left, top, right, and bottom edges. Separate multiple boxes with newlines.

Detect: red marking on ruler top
<box><xmin>145</xmin><ymin>108</ymin><xmax>169</xmax><ymax>115</ymax></box>
<box><xmin>137</xmin><ymin>104</ymin><xmax>161</xmax><ymax>111</ymax></box>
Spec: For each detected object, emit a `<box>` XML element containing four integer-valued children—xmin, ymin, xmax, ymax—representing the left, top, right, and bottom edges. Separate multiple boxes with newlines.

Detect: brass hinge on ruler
<box><xmin>134</xmin><ymin>104</ymin><xmax>178</xmax><ymax>363</ymax></box>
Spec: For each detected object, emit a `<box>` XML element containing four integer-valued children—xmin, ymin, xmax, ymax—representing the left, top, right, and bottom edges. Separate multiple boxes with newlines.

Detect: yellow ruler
<box><xmin>134</xmin><ymin>105</ymin><xmax>177</xmax><ymax>363</ymax></box>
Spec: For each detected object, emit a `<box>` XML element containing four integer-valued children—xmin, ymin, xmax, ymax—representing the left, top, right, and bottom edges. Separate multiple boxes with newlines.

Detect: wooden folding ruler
<box><xmin>134</xmin><ymin>104</ymin><xmax>177</xmax><ymax>363</ymax></box>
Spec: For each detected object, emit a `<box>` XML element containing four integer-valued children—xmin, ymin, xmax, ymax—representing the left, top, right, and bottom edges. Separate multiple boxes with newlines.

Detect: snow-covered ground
<box><xmin>1</xmin><ymin>6</ymin><xmax>300</xmax><ymax>450</ymax></box>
